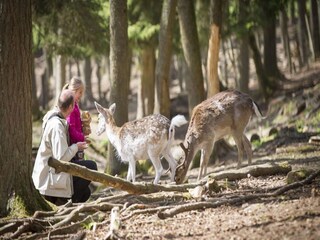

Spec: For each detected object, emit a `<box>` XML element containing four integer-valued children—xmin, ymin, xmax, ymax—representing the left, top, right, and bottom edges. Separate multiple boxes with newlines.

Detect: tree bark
<box><xmin>0</xmin><ymin>0</ymin><xmax>51</xmax><ymax>217</ymax></box>
<box><xmin>108</xmin><ymin>0</ymin><xmax>129</xmax><ymax>175</ymax></box>
<box><xmin>154</xmin><ymin>0</ymin><xmax>177</xmax><ymax>118</ymax></box>
<box><xmin>207</xmin><ymin>0</ymin><xmax>224</xmax><ymax>98</ymax></box>
<box><xmin>177</xmin><ymin>0</ymin><xmax>205</xmax><ymax>116</ymax></box>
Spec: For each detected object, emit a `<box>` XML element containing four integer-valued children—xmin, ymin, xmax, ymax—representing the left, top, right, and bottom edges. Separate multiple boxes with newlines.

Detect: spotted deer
<box><xmin>95</xmin><ymin>102</ymin><xmax>187</xmax><ymax>184</ymax></box>
<box><xmin>175</xmin><ymin>90</ymin><xmax>264</xmax><ymax>184</ymax></box>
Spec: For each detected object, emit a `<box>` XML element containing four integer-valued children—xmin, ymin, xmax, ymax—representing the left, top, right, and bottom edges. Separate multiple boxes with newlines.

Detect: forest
<box><xmin>1</xmin><ymin>0</ymin><xmax>320</xmax><ymax>239</ymax></box>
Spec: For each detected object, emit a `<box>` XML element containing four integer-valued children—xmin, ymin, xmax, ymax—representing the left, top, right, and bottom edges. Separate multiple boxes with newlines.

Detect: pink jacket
<box><xmin>67</xmin><ymin>102</ymin><xmax>85</xmax><ymax>144</ymax></box>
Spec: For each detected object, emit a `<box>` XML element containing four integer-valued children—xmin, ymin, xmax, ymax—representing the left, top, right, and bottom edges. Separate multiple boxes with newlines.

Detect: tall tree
<box><xmin>127</xmin><ymin>0</ymin><xmax>161</xmax><ymax>118</ymax></box>
<box><xmin>237</xmin><ymin>0</ymin><xmax>250</xmax><ymax>94</ymax></box>
<box><xmin>154</xmin><ymin>0</ymin><xmax>178</xmax><ymax>118</ymax></box>
<box><xmin>0</xmin><ymin>0</ymin><xmax>51</xmax><ymax>217</ymax></box>
<box><xmin>280</xmin><ymin>3</ymin><xmax>293</xmax><ymax>73</ymax></box>
<box><xmin>207</xmin><ymin>0</ymin><xmax>224</xmax><ymax>98</ymax></box>
<box><xmin>262</xmin><ymin>1</ymin><xmax>283</xmax><ymax>83</ymax></box>
<box><xmin>297</xmin><ymin>0</ymin><xmax>309</xmax><ymax>67</ymax></box>
<box><xmin>310</xmin><ymin>0</ymin><xmax>320</xmax><ymax>59</ymax></box>
<box><xmin>108</xmin><ymin>0</ymin><xmax>129</xmax><ymax>175</ymax></box>
<box><xmin>177</xmin><ymin>0</ymin><xmax>205</xmax><ymax>116</ymax></box>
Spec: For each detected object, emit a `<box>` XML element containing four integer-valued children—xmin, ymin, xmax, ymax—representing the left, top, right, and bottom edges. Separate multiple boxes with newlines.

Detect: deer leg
<box><xmin>198</xmin><ymin>143</ymin><xmax>214</xmax><ymax>181</ymax></box>
<box><xmin>127</xmin><ymin>158</ymin><xmax>136</xmax><ymax>182</ymax></box>
<box><xmin>232</xmin><ymin>133</ymin><xmax>244</xmax><ymax>168</ymax></box>
<box><xmin>149</xmin><ymin>154</ymin><xmax>164</xmax><ymax>184</ymax></box>
<box><xmin>242</xmin><ymin>135</ymin><xmax>252</xmax><ymax>164</ymax></box>
<box><xmin>162</xmin><ymin>150</ymin><xmax>177</xmax><ymax>182</ymax></box>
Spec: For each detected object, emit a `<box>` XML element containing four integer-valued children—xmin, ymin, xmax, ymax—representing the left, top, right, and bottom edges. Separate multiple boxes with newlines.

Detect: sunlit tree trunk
<box><xmin>207</xmin><ymin>0</ymin><xmax>224</xmax><ymax>98</ymax></box>
<box><xmin>154</xmin><ymin>0</ymin><xmax>177</xmax><ymax>118</ymax></box>
<box><xmin>108</xmin><ymin>0</ymin><xmax>129</xmax><ymax>175</ymax></box>
<box><xmin>83</xmin><ymin>56</ymin><xmax>95</xmax><ymax>108</ymax></box>
<box><xmin>177</xmin><ymin>0</ymin><xmax>205</xmax><ymax>116</ymax></box>
<box><xmin>0</xmin><ymin>0</ymin><xmax>51</xmax><ymax>217</ymax></box>
<box><xmin>137</xmin><ymin>46</ymin><xmax>155</xmax><ymax>119</ymax></box>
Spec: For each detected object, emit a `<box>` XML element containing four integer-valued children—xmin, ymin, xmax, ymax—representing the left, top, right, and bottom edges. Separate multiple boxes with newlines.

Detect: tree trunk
<box><xmin>297</xmin><ymin>0</ymin><xmax>309</xmax><ymax>67</ymax></box>
<box><xmin>177</xmin><ymin>0</ymin><xmax>205</xmax><ymax>116</ymax></box>
<box><xmin>137</xmin><ymin>46</ymin><xmax>155</xmax><ymax>119</ymax></box>
<box><xmin>108</xmin><ymin>0</ymin><xmax>129</xmax><ymax>175</ymax></box>
<box><xmin>248</xmin><ymin>32</ymin><xmax>270</xmax><ymax>100</ymax></box>
<box><xmin>238</xmin><ymin>0</ymin><xmax>250</xmax><ymax>94</ymax></box>
<box><xmin>83</xmin><ymin>56</ymin><xmax>95</xmax><ymax>108</ymax></box>
<box><xmin>54</xmin><ymin>54</ymin><xmax>66</xmax><ymax>101</ymax></box>
<box><xmin>262</xmin><ymin>1</ymin><xmax>283</xmax><ymax>84</ymax></box>
<box><xmin>310</xmin><ymin>0</ymin><xmax>320</xmax><ymax>59</ymax></box>
<box><xmin>280</xmin><ymin>6</ymin><xmax>293</xmax><ymax>73</ymax></box>
<box><xmin>154</xmin><ymin>0</ymin><xmax>177</xmax><ymax>118</ymax></box>
<box><xmin>0</xmin><ymin>0</ymin><xmax>51</xmax><ymax>217</ymax></box>
<box><xmin>207</xmin><ymin>0</ymin><xmax>224</xmax><ymax>98</ymax></box>
<box><xmin>31</xmin><ymin>58</ymin><xmax>41</xmax><ymax>120</ymax></box>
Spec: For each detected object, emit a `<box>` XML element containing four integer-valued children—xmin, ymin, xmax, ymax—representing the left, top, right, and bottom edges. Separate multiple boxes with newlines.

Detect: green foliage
<box><xmin>33</xmin><ymin>0</ymin><xmax>109</xmax><ymax>57</ymax></box>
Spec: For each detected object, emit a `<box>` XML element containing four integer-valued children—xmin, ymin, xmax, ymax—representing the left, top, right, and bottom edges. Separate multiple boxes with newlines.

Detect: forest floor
<box><xmin>84</xmin><ymin>62</ymin><xmax>320</xmax><ymax>239</ymax></box>
<box><xmin>5</xmin><ymin>62</ymin><xmax>320</xmax><ymax>239</ymax></box>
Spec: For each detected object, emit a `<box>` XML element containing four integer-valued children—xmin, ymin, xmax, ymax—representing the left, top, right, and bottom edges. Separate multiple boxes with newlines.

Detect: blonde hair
<box><xmin>63</xmin><ymin>76</ymin><xmax>84</xmax><ymax>92</ymax></box>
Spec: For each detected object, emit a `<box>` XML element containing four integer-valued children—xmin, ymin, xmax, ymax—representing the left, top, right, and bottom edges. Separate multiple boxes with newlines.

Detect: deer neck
<box><xmin>105</xmin><ymin>120</ymin><xmax>121</xmax><ymax>148</ymax></box>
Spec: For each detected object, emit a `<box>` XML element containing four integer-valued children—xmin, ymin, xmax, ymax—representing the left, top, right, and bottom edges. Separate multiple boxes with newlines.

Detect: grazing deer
<box><xmin>175</xmin><ymin>90</ymin><xmax>264</xmax><ymax>184</ymax></box>
<box><xmin>95</xmin><ymin>102</ymin><xmax>187</xmax><ymax>184</ymax></box>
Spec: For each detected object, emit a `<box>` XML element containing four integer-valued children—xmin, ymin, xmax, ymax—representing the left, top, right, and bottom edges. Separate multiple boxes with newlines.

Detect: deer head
<box><xmin>174</xmin><ymin>142</ymin><xmax>190</xmax><ymax>184</ymax></box>
<box><xmin>95</xmin><ymin>102</ymin><xmax>116</xmax><ymax>136</ymax></box>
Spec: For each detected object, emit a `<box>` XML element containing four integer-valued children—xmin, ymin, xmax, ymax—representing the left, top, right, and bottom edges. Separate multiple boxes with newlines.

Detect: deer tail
<box><xmin>252</xmin><ymin>101</ymin><xmax>266</xmax><ymax>119</ymax></box>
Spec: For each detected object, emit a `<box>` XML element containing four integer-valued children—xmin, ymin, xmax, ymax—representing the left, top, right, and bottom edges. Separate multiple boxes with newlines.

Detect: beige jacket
<box><xmin>32</xmin><ymin>108</ymin><xmax>78</xmax><ymax>198</ymax></box>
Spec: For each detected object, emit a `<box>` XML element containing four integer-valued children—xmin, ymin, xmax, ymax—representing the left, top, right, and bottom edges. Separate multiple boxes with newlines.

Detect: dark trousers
<box><xmin>71</xmin><ymin>159</ymin><xmax>97</xmax><ymax>203</ymax></box>
<box><xmin>44</xmin><ymin>159</ymin><xmax>97</xmax><ymax>205</ymax></box>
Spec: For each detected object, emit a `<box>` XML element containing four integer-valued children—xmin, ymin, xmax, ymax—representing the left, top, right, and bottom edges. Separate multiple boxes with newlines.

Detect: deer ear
<box><xmin>95</xmin><ymin>101</ymin><xmax>104</xmax><ymax>114</ymax></box>
<box><xmin>109</xmin><ymin>103</ymin><xmax>116</xmax><ymax>115</ymax></box>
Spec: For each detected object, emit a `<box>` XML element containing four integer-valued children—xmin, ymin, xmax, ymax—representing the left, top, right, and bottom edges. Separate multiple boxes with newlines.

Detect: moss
<box><xmin>286</xmin><ymin>169</ymin><xmax>315</xmax><ymax>184</ymax></box>
<box><xmin>7</xmin><ymin>189</ymin><xmax>53</xmax><ymax>218</ymax></box>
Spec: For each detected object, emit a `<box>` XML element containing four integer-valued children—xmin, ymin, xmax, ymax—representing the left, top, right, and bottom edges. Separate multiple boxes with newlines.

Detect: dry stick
<box><xmin>158</xmin><ymin>170</ymin><xmax>320</xmax><ymax>219</ymax></box>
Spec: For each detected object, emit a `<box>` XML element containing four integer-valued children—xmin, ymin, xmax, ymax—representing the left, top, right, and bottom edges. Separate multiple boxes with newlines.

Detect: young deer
<box><xmin>175</xmin><ymin>90</ymin><xmax>264</xmax><ymax>184</ymax></box>
<box><xmin>95</xmin><ymin>102</ymin><xmax>187</xmax><ymax>184</ymax></box>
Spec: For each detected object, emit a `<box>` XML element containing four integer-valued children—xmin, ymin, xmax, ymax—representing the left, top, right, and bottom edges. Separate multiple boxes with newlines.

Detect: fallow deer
<box><xmin>95</xmin><ymin>102</ymin><xmax>187</xmax><ymax>184</ymax></box>
<box><xmin>175</xmin><ymin>90</ymin><xmax>264</xmax><ymax>184</ymax></box>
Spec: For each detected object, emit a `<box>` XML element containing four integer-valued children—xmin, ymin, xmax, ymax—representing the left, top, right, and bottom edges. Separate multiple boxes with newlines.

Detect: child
<box><xmin>63</xmin><ymin>77</ymin><xmax>91</xmax><ymax>150</ymax></box>
<box><xmin>63</xmin><ymin>77</ymin><xmax>96</xmax><ymax>203</ymax></box>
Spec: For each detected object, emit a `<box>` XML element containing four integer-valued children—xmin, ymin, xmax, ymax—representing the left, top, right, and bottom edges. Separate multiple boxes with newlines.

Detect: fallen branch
<box><xmin>48</xmin><ymin>157</ymin><xmax>204</xmax><ymax>194</ymax></box>
<box><xmin>158</xmin><ymin>170</ymin><xmax>320</xmax><ymax>219</ymax></box>
<box><xmin>208</xmin><ymin>162</ymin><xmax>292</xmax><ymax>181</ymax></box>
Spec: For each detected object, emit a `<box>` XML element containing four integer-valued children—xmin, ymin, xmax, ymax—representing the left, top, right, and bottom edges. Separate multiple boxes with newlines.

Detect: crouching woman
<box><xmin>32</xmin><ymin>89</ymin><xmax>97</xmax><ymax>205</ymax></box>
